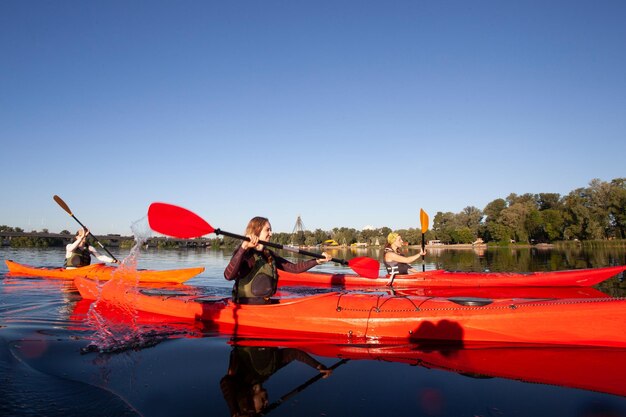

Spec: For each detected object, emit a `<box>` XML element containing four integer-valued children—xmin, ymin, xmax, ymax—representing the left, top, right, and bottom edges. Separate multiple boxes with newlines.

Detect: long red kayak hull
<box><xmin>391</xmin><ymin>286</ymin><xmax>611</xmax><ymax>299</ymax></box>
<box><xmin>5</xmin><ymin>259</ymin><xmax>204</xmax><ymax>284</ymax></box>
<box><xmin>277</xmin><ymin>265</ymin><xmax>626</xmax><ymax>288</ymax></box>
<box><xmin>75</xmin><ymin>276</ymin><xmax>626</xmax><ymax>347</ymax></box>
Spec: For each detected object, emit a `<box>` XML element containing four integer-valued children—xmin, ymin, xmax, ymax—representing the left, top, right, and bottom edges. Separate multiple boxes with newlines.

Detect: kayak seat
<box><xmin>448</xmin><ymin>297</ymin><xmax>493</xmax><ymax>307</ymax></box>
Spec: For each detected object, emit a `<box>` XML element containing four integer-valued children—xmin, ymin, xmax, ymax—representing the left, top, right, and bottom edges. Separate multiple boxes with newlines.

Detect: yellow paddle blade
<box><xmin>420</xmin><ymin>208</ymin><xmax>429</xmax><ymax>233</ymax></box>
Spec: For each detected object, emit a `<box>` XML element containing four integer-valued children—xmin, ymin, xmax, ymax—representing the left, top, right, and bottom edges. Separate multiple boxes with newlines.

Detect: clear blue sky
<box><xmin>2</xmin><ymin>1</ymin><xmax>625</xmax><ymax>235</ymax></box>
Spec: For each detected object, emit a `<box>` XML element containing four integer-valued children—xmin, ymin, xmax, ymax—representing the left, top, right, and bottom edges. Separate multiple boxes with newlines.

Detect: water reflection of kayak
<box><xmin>277</xmin><ymin>265</ymin><xmax>626</xmax><ymax>289</ymax></box>
<box><xmin>232</xmin><ymin>338</ymin><xmax>626</xmax><ymax>398</ymax></box>
<box><xmin>75</xmin><ymin>276</ymin><xmax>626</xmax><ymax>348</ymax></box>
<box><xmin>5</xmin><ymin>259</ymin><xmax>204</xmax><ymax>284</ymax></box>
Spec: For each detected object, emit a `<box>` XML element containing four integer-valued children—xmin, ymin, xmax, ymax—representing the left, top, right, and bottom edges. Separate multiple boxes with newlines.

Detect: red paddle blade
<box><xmin>148</xmin><ymin>203</ymin><xmax>215</xmax><ymax>239</ymax></box>
<box><xmin>348</xmin><ymin>257</ymin><xmax>380</xmax><ymax>278</ymax></box>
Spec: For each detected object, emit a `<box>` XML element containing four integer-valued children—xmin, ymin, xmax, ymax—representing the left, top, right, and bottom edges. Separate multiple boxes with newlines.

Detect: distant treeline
<box><xmin>432</xmin><ymin>177</ymin><xmax>626</xmax><ymax>245</ymax></box>
<box><xmin>0</xmin><ymin>228</ymin><xmax>72</xmax><ymax>248</ymax></box>
<box><xmin>268</xmin><ymin>177</ymin><xmax>626</xmax><ymax>246</ymax></box>
<box><xmin>2</xmin><ymin>178</ymin><xmax>625</xmax><ymax>248</ymax></box>
<box><xmin>0</xmin><ymin>227</ymin><xmax>190</xmax><ymax>249</ymax></box>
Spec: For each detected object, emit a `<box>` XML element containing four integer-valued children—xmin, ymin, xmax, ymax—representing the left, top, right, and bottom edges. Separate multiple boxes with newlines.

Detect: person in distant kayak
<box><xmin>65</xmin><ymin>228</ymin><xmax>118</xmax><ymax>268</ymax></box>
<box><xmin>220</xmin><ymin>344</ymin><xmax>332</xmax><ymax>416</ymax></box>
<box><xmin>224</xmin><ymin>216</ymin><xmax>332</xmax><ymax>304</ymax></box>
<box><xmin>383</xmin><ymin>232</ymin><xmax>426</xmax><ymax>276</ymax></box>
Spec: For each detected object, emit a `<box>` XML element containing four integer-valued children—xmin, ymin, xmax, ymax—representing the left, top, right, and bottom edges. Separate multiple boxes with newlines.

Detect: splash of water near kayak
<box><xmin>82</xmin><ymin>216</ymin><xmax>162</xmax><ymax>353</ymax></box>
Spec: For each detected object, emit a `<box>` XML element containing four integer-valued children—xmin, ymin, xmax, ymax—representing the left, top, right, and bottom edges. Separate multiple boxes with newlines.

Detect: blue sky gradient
<box><xmin>2</xmin><ymin>1</ymin><xmax>625</xmax><ymax>235</ymax></box>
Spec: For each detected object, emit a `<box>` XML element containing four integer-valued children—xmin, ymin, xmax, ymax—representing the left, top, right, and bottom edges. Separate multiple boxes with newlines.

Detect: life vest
<box><xmin>233</xmin><ymin>251</ymin><xmax>277</xmax><ymax>302</ymax></box>
<box><xmin>65</xmin><ymin>245</ymin><xmax>91</xmax><ymax>268</ymax></box>
<box><xmin>383</xmin><ymin>247</ymin><xmax>411</xmax><ymax>276</ymax></box>
<box><xmin>234</xmin><ymin>346</ymin><xmax>279</xmax><ymax>380</ymax></box>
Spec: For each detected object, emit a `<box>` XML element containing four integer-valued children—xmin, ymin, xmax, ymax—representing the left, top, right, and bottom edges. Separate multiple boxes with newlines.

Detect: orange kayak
<box><xmin>277</xmin><ymin>265</ymin><xmax>626</xmax><ymax>288</ymax></box>
<box><xmin>5</xmin><ymin>259</ymin><xmax>204</xmax><ymax>284</ymax></box>
<box><xmin>75</xmin><ymin>276</ymin><xmax>626</xmax><ymax>347</ymax></box>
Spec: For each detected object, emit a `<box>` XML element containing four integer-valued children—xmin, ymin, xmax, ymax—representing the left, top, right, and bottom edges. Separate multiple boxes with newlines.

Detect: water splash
<box><xmin>83</xmin><ymin>216</ymin><xmax>160</xmax><ymax>353</ymax></box>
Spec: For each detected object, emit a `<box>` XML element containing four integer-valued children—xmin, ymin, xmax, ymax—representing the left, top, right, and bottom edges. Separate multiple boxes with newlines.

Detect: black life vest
<box><xmin>65</xmin><ymin>245</ymin><xmax>91</xmax><ymax>268</ymax></box>
<box><xmin>233</xmin><ymin>251</ymin><xmax>277</xmax><ymax>303</ymax></box>
<box><xmin>383</xmin><ymin>247</ymin><xmax>411</xmax><ymax>275</ymax></box>
<box><xmin>234</xmin><ymin>346</ymin><xmax>279</xmax><ymax>381</ymax></box>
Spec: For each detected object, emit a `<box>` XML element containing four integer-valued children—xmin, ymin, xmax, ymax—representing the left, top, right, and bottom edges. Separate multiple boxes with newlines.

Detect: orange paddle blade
<box><xmin>420</xmin><ymin>209</ymin><xmax>429</xmax><ymax>233</ymax></box>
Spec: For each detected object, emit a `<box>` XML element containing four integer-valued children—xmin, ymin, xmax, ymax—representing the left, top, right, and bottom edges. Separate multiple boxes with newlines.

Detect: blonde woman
<box><xmin>383</xmin><ymin>232</ymin><xmax>426</xmax><ymax>277</ymax></box>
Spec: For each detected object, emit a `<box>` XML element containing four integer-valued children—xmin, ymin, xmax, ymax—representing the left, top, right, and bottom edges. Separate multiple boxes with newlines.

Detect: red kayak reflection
<box><xmin>231</xmin><ymin>338</ymin><xmax>626</xmax><ymax>398</ymax></box>
<box><xmin>69</xmin><ymin>296</ymin><xmax>210</xmax><ymax>353</ymax></box>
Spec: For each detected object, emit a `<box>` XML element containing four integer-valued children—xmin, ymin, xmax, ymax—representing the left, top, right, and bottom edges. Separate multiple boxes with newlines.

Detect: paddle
<box><xmin>420</xmin><ymin>208</ymin><xmax>429</xmax><ymax>272</ymax></box>
<box><xmin>53</xmin><ymin>195</ymin><xmax>119</xmax><ymax>263</ymax></box>
<box><xmin>262</xmin><ymin>358</ymin><xmax>348</xmax><ymax>415</ymax></box>
<box><xmin>147</xmin><ymin>202</ymin><xmax>380</xmax><ymax>278</ymax></box>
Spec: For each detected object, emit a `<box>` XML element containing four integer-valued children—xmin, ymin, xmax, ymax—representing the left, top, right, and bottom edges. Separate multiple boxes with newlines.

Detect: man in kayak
<box><xmin>383</xmin><ymin>232</ymin><xmax>426</xmax><ymax>277</ymax></box>
<box><xmin>220</xmin><ymin>345</ymin><xmax>332</xmax><ymax>416</ymax></box>
<box><xmin>65</xmin><ymin>228</ymin><xmax>118</xmax><ymax>268</ymax></box>
<box><xmin>224</xmin><ymin>216</ymin><xmax>332</xmax><ymax>304</ymax></box>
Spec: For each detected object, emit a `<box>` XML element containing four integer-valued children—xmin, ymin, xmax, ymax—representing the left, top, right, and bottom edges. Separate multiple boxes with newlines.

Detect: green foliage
<box><xmin>432</xmin><ymin>209</ymin><xmax>481</xmax><ymax>244</ymax></box>
<box><xmin>119</xmin><ymin>239</ymin><xmax>136</xmax><ymax>249</ymax></box>
<box><xmin>155</xmin><ymin>239</ymin><xmax>183</xmax><ymax>249</ymax></box>
<box><xmin>471</xmin><ymin>177</ymin><xmax>626</xmax><ymax>244</ymax></box>
<box><xmin>540</xmin><ymin>209</ymin><xmax>564</xmax><ymax>242</ymax></box>
<box><xmin>331</xmin><ymin>227</ymin><xmax>358</xmax><ymax>246</ymax></box>
<box><xmin>450</xmin><ymin>227</ymin><xmax>475</xmax><ymax>244</ymax></box>
<box><xmin>10</xmin><ymin>236</ymin><xmax>52</xmax><ymax>247</ymax></box>
<box><xmin>1</xmin><ymin>225</ymin><xmax>24</xmax><ymax>232</ymax></box>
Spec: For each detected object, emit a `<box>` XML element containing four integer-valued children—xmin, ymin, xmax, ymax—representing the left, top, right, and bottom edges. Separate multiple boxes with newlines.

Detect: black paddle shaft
<box><xmin>421</xmin><ymin>232</ymin><xmax>426</xmax><ymax>272</ymax></box>
<box><xmin>214</xmin><ymin>229</ymin><xmax>348</xmax><ymax>265</ymax></box>
<box><xmin>262</xmin><ymin>359</ymin><xmax>349</xmax><ymax>415</ymax></box>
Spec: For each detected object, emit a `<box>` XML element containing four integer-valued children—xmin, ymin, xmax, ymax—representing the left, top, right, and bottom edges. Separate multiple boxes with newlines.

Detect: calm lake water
<box><xmin>1</xmin><ymin>246</ymin><xmax>625</xmax><ymax>417</ymax></box>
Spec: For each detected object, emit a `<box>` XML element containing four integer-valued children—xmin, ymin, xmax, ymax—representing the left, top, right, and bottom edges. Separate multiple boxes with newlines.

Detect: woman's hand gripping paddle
<box><xmin>147</xmin><ymin>202</ymin><xmax>380</xmax><ymax>278</ymax></box>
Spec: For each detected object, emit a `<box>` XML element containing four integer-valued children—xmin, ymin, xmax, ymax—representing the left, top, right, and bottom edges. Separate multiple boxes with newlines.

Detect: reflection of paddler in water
<box><xmin>220</xmin><ymin>345</ymin><xmax>332</xmax><ymax>417</ymax></box>
<box><xmin>65</xmin><ymin>228</ymin><xmax>119</xmax><ymax>268</ymax></box>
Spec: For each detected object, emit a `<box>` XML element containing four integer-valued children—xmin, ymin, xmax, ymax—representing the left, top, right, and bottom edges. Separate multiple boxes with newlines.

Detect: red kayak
<box><xmin>233</xmin><ymin>339</ymin><xmax>626</xmax><ymax>398</ymax></box>
<box><xmin>75</xmin><ymin>276</ymin><xmax>626</xmax><ymax>347</ymax></box>
<box><xmin>390</xmin><ymin>286</ymin><xmax>611</xmax><ymax>299</ymax></box>
<box><xmin>277</xmin><ymin>265</ymin><xmax>626</xmax><ymax>289</ymax></box>
<box><xmin>5</xmin><ymin>259</ymin><xmax>204</xmax><ymax>284</ymax></box>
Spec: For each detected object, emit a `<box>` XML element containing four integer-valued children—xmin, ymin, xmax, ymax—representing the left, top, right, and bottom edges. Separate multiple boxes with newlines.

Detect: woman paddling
<box><xmin>383</xmin><ymin>232</ymin><xmax>426</xmax><ymax>277</ymax></box>
<box><xmin>224</xmin><ymin>216</ymin><xmax>332</xmax><ymax>304</ymax></box>
<box><xmin>65</xmin><ymin>228</ymin><xmax>118</xmax><ymax>268</ymax></box>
